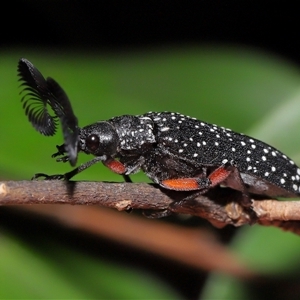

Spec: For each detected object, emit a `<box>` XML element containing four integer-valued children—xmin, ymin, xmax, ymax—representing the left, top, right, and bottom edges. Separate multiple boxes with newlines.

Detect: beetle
<box><xmin>18</xmin><ymin>58</ymin><xmax>300</xmax><ymax>217</ymax></box>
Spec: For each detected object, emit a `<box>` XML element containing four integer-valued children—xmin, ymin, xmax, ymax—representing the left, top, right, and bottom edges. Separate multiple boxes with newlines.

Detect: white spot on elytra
<box><xmin>179</xmin><ymin>149</ymin><xmax>183</xmax><ymax>153</ymax></box>
<box><xmin>265</xmin><ymin>172</ymin><xmax>269</xmax><ymax>177</ymax></box>
<box><xmin>222</xmin><ymin>159</ymin><xmax>228</xmax><ymax>164</ymax></box>
<box><xmin>161</xmin><ymin>127</ymin><xmax>169</xmax><ymax>132</ymax></box>
<box><xmin>241</xmin><ymin>141</ymin><xmax>246</xmax><ymax>146</ymax></box>
<box><xmin>251</xmin><ymin>144</ymin><xmax>256</xmax><ymax>149</ymax></box>
<box><xmin>271</xmin><ymin>166</ymin><xmax>276</xmax><ymax>172</ymax></box>
<box><xmin>232</xmin><ymin>147</ymin><xmax>236</xmax><ymax>152</ymax></box>
<box><xmin>193</xmin><ymin>153</ymin><xmax>198</xmax><ymax>157</ymax></box>
<box><xmin>293</xmin><ymin>184</ymin><xmax>298</xmax><ymax>191</ymax></box>
<box><xmin>262</xmin><ymin>156</ymin><xmax>266</xmax><ymax>161</ymax></box>
<box><xmin>246</xmin><ymin>157</ymin><xmax>251</xmax><ymax>162</ymax></box>
<box><xmin>280</xmin><ymin>178</ymin><xmax>285</xmax><ymax>184</ymax></box>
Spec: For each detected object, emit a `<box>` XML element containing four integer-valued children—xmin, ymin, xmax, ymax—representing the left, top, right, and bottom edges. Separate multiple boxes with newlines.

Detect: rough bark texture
<box><xmin>1</xmin><ymin>180</ymin><xmax>300</xmax><ymax>234</ymax></box>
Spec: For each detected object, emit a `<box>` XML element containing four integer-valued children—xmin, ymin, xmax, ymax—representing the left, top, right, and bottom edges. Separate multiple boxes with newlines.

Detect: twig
<box><xmin>1</xmin><ymin>180</ymin><xmax>300</xmax><ymax>233</ymax></box>
<box><xmin>0</xmin><ymin>180</ymin><xmax>246</xmax><ymax>226</ymax></box>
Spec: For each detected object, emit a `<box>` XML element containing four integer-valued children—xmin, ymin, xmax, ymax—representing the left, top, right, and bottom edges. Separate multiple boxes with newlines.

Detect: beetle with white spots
<box><xmin>18</xmin><ymin>58</ymin><xmax>300</xmax><ymax>218</ymax></box>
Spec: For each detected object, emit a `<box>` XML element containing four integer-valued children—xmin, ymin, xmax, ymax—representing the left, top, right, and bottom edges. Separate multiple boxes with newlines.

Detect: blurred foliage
<box><xmin>1</xmin><ymin>45</ymin><xmax>300</xmax><ymax>298</ymax></box>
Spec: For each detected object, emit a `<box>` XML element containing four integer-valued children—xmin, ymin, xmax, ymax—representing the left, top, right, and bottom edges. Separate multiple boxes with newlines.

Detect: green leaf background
<box><xmin>1</xmin><ymin>46</ymin><xmax>300</xmax><ymax>298</ymax></box>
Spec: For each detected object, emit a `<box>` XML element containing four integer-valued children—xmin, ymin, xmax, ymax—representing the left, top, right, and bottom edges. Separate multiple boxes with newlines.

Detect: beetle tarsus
<box><xmin>143</xmin><ymin>209</ymin><xmax>173</xmax><ymax>218</ymax></box>
<box><xmin>32</xmin><ymin>173</ymin><xmax>65</xmax><ymax>180</ymax></box>
<box><xmin>55</xmin><ymin>156</ymin><xmax>69</xmax><ymax>163</ymax></box>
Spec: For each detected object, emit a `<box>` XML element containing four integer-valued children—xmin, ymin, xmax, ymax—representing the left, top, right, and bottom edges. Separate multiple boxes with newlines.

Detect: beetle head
<box><xmin>79</xmin><ymin>122</ymin><xmax>119</xmax><ymax>158</ymax></box>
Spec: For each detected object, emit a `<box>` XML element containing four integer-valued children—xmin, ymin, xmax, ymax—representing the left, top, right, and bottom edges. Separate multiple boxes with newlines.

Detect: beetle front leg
<box><xmin>33</xmin><ymin>156</ymin><xmax>106</xmax><ymax>181</ymax></box>
<box><xmin>52</xmin><ymin>144</ymin><xmax>68</xmax><ymax>160</ymax></box>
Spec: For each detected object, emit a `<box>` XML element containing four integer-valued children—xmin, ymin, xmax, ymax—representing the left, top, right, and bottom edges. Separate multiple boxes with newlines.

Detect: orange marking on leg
<box><xmin>104</xmin><ymin>159</ymin><xmax>126</xmax><ymax>174</ymax></box>
<box><xmin>162</xmin><ymin>178</ymin><xmax>201</xmax><ymax>191</ymax></box>
<box><xmin>208</xmin><ymin>167</ymin><xmax>231</xmax><ymax>187</ymax></box>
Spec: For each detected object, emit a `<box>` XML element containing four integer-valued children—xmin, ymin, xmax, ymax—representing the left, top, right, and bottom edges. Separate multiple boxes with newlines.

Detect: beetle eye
<box><xmin>86</xmin><ymin>134</ymin><xmax>100</xmax><ymax>152</ymax></box>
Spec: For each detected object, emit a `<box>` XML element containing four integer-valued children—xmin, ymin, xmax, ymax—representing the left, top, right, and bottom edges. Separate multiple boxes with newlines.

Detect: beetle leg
<box><xmin>52</xmin><ymin>144</ymin><xmax>67</xmax><ymax>158</ymax></box>
<box><xmin>161</xmin><ymin>162</ymin><xmax>252</xmax><ymax>208</ymax></box>
<box><xmin>161</xmin><ymin>164</ymin><xmax>233</xmax><ymax>190</ymax></box>
<box><xmin>161</xmin><ymin>177</ymin><xmax>211</xmax><ymax>191</ymax></box>
<box><xmin>34</xmin><ymin>156</ymin><xmax>133</xmax><ymax>182</ymax></box>
<box><xmin>143</xmin><ymin>209</ymin><xmax>173</xmax><ymax>219</ymax></box>
<box><xmin>32</xmin><ymin>173</ymin><xmax>65</xmax><ymax>180</ymax></box>
<box><xmin>33</xmin><ymin>156</ymin><xmax>106</xmax><ymax>180</ymax></box>
<box><xmin>208</xmin><ymin>164</ymin><xmax>233</xmax><ymax>187</ymax></box>
<box><xmin>103</xmin><ymin>158</ymin><xmax>126</xmax><ymax>174</ymax></box>
<box><xmin>219</xmin><ymin>163</ymin><xmax>252</xmax><ymax>208</ymax></box>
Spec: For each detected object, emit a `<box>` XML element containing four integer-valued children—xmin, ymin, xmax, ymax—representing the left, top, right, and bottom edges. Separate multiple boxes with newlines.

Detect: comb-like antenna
<box><xmin>18</xmin><ymin>58</ymin><xmax>79</xmax><ymax>166</ymax></box>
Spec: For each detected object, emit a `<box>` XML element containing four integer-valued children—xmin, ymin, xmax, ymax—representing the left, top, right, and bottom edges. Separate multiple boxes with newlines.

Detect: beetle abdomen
<box><xmin>144</xmin><ymin>112</ymin><xmax>300</xmax><ymax>197</ymax></box>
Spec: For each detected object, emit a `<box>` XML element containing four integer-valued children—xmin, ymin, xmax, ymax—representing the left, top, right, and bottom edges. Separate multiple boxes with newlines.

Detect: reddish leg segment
<box><xmin>103</xmin><ymin>158</ymin><xmax>126</xmax><ymax>174</ymax></box>
<box><xmin>159</xmin><ymin>163</ymin><xmax>254</xmax><ymax>220</ymax></box>
<box><xmin>161</xmin><ymin>165</ymin><xmax>232</xmax><ymax>191</ymax></box>
<box><xmin>208</xmin><ymin>165</ymin><xmax>232</xmax><ymax>187</ymax></box>
<box><xmin>161</xmin><ymin>177</ymin><xmax>211</xmax><ymax>191</ymax></box>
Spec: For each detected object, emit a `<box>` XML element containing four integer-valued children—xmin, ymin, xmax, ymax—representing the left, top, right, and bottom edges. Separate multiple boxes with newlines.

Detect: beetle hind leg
<box><xmin>161</xmin><ymin>162</ymin><xmax>253</xmax><ymax>210</ymax></box>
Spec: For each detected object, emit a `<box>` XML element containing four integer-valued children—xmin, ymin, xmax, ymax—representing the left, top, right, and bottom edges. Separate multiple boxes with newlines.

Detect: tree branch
<box><xmin>1</xmin><ymin>180</ymin><xmax>300</xmax><ymax>234</ymax></box>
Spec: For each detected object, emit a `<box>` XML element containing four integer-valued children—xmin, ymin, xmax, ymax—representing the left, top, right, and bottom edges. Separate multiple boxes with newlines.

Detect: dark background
<box><xmin>2</xmin><ymin>2</ymin><xmax>300</xmax><ymax>299</ymax></box>
<box><xmin>3</xmin><ymin>2</ymin><xmax>300</xmax><ymax>65</ymax></box>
